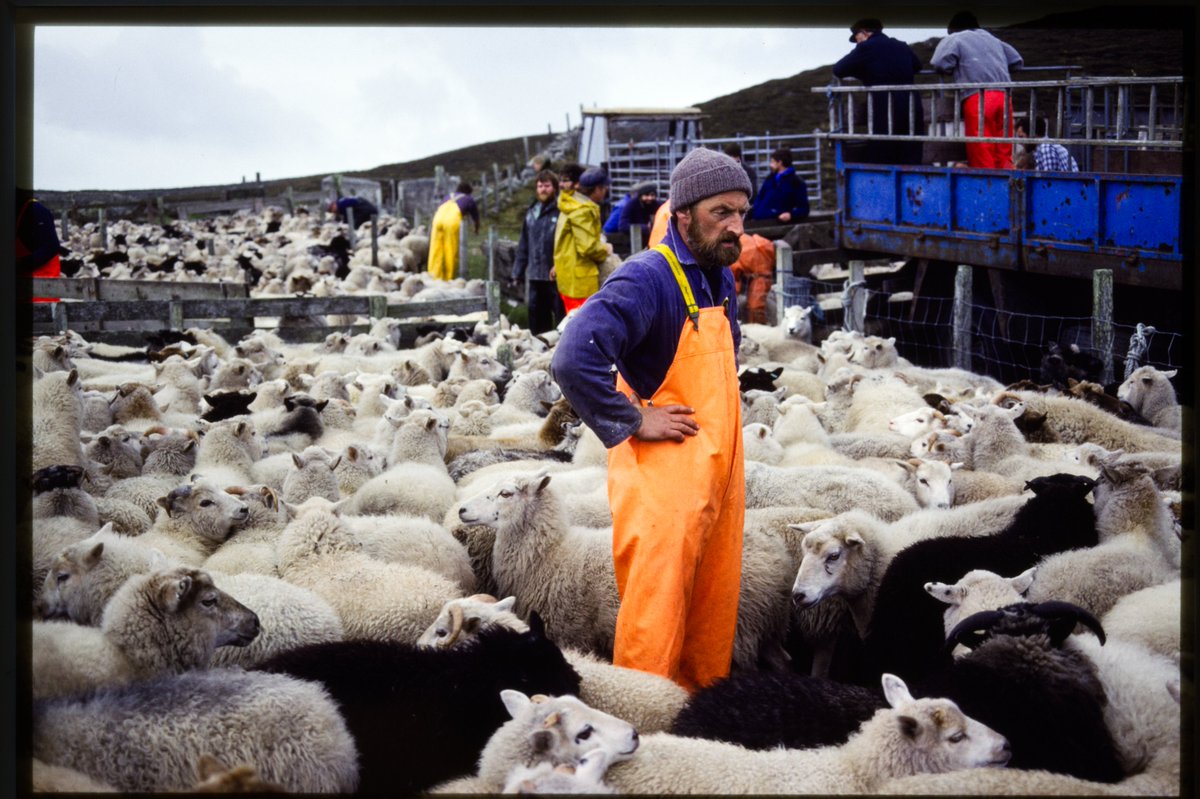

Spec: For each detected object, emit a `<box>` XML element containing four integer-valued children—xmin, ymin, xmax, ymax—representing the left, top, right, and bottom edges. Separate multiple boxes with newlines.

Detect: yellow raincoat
<box><xmin>553</xmin><ymin>190</ymin><xmax>609</xmax><ymax>301</ymax></box>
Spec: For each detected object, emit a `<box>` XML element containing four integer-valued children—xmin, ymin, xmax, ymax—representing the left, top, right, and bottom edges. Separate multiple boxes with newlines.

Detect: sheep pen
<box><xmin>24</xmin><ymin>204</ymin><xmax>1187</xmax><ymax>796</ymax></box>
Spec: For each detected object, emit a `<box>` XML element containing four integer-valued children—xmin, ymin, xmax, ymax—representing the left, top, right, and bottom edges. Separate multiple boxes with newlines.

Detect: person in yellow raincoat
<box><xmin>551</xmin><ymin>148</ymin><xmax>753</xmax><ymax>693</ymax></box>
<box><xmin>427</xmin><ymin>182</ymin><xmax>480</xmax><ymax>281</ymax></box>
<box><xmin>551</xmin><ymin>168</ymin><xmax>611</xmax><ymax>315</ymax></box>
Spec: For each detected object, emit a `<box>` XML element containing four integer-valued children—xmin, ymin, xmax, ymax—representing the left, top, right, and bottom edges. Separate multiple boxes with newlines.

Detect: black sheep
<box><xmin>738</xmin><ymin>366</ymin><xmax>783</xmax><ymax>394</ymax></box>
<box><xmin>200</xmin><ymin>390</ymin><xmax>258</xmax><ymax>423</ymax></box>
<box><xmin>914</xmin><ymin>601</ymin><xmax>1125</xmax><ymax>783</ymax></box>
<box><xmin>856</xmin><ymin>473</ymin><xmax>1098</xmax><ymax>686</ymax></box>
<box><xmin>670</xmin><ymin>671</ymin><xmax>886</xmax><ymax>750</ymax></box>
<box><xmin>254</xmin><ymin>613</ymin><xmax>580</xmax><ymax>796</ymax></box>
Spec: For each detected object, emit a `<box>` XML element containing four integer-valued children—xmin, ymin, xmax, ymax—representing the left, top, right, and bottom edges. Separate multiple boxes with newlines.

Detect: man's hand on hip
<box><xmin>634</xmin><ymin>403</ymin><xmax>699</xmax><ymax>442</ymax></box>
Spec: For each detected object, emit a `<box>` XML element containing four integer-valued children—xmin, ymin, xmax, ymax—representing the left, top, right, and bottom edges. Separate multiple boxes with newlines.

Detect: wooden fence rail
<box><xmin>31</xmin><ymin>279</ymin><xmax>500</xmax><ymax>345</ymax></box>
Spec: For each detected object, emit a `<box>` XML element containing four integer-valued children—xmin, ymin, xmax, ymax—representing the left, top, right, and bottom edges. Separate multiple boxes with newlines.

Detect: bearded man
<box><xmin>551</xmin><ymin>147</ymin><xmax>751</xmax><ymax>693</ymax></box>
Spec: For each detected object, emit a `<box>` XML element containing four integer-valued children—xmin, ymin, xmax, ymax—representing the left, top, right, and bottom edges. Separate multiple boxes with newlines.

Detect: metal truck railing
<box><xmin>818</xmin><ymin>74</ymin><xmax>1187</xmax><ymax>167</ymax></box>
<box><xmin>602</xmin><ymin>133</ymin><xmax>824</xmax><ymax>207</ymax></box>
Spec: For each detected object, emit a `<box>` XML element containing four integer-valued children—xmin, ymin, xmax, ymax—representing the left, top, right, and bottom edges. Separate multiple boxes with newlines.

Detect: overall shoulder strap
<box><xmin>653</xmin><ymin>243</ymin><xmax>699</xmax><ymax>331</ymax></box>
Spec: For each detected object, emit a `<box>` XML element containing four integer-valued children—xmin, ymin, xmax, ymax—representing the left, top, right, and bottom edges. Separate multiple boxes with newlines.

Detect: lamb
<box><xmin>32</xmin><ymin>566</ymin><xmax>259</xmax><ymax>699</ymax></box>
<box><xmin>1065</xmin><ymin>441</ymin><xmax>1180</xmax><ymax>490</ymax></box>
<box><xmin>1117</xmin><ymin>365</ymin><xmax>1180</xmax><ymax>431</ymax></box>
<box><xmin>889</xmin><ymin>458</ymin><xmax>960</xmax><ymax>509</ymax></box>
<box><xmin>852</xmin><ymin>473</ymin><xmax>1098</xmax><ymax>685</ymax></box>
<box><xmin>995</xmin><ymin>390</ymin><xmax>1180</xmax><ymax>452</ymax></box>
<box><xmin>32</xmin><ymin>668</ymin><xmax>359</xmax><ymax>793</ymax></box>
<box><xmin>281</xmin><ymin>445</ymin><xmax>341</xmax><ymax>503</ymax></box>
<box><xmin>206</xmin><ymin>357</ymin><xmax>262</xmax><ymax>392</ymax></box>
<box><xmin>331</xmin><ymin>442</ymin><xmax>381</xmax><ymax>495</ymax></box>
<box><xmin>255</xmin><ymin>615</ymin><xmax>581</xmax><ymax>795</ymax></box>
<box><xmin>107</xmin><ymin>382</ymin><xmax>165</xmax><ymax>431</ymax></box>
<box><xmin>135</xmin><ymin>481</ymin><xmax>250</xmax><ymax>566</ymax></box>
<box><xmin>740</xmin><ymin>305</ymin><xmax>817</xmax><ymax>362</ymax></box>
<box><xmin>924</xmin><ymin>567</ymin><xmax>1039</xmax><ymax>637</ymax></box>
<box><xmin>31</xmin><ymin>465</ymin><xmax>98</xmax><ymax>524</ymax></box>
<box><xmin>36</xmin><ymin>524</ymin><xmax>169</xmax><ymax>624</ymax></box>
<box><xmin>198</xmin><ymin>388</ymin><xmax>257</xmax><ymax>422</ymax></box>
<box><xmin>474</xmin><ymin>675</ymin><xmax>1009</xmax><ymax>795</ymax></box>
<box><xmin>1026</xmin><ymin>535</ymin><xmax>1177</xmax><ymax>618</ymax></box>
<box><xmin>342</xmin><ymin>512</ymin><xmax>476</xmax><ymax>591</ymax></box>
<box><xmin>487</xmin><ymin>369</ymin><xmax>561</xmax><ymax>428</ymax></box>
<box><xmin>192</xmin><ymin>417</ymin><xmax>267</xmax><ymax>488</ymax></box>
<box><xmin>202</xmin><ymin>483</ymin><xmax>292</xmax><ymax>576</ymax></box>
<box><xmin>275</xmin><ymin>500</ymin><xmax>459</xmax><ymax>644</ymax></box>
<box><xmin>1091</xmin><ymin>451</ymin><xmax>1181</xmax><ymax>569</ymax></box>
<box><xmin>82</xmin><ymin>424</ymin><xmax>144</xmax><ymax>479</ymax></box>
<box><xmin>502</xmin><ymin>748</ymin><xmax>616</xmax><ymax>794</ymax></box>
<box><xmin>32</xmin><ymin>368</ymin><xmax>85</xmax><ymax>471</ymax></box>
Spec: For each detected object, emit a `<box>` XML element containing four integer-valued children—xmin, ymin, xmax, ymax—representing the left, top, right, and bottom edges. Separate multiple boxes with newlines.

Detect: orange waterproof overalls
<box><xmin>607</xmin><ymin>243</ymin><xmax>745</xmax><ymax>693</ymax></box>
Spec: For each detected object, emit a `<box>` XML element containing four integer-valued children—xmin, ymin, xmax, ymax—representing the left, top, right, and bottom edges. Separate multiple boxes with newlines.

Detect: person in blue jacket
<box><xmin>749</xmin><ymin>148</ymin><xmax>809</xmax><ymax>223</ymax></box>
<box><xmin>833</xmin><ymin>18</ymin><xmax>924</xmax><ymax>165</ymax></box>
<box><xmin>328</xmin><ymin>195</ymin><xmax>378</xmax><ymax>225</ymax></box>
<box><xmin>615</xmin><ymin>182</ymin><xmax>662</xmax><ymax>242</ymax></box>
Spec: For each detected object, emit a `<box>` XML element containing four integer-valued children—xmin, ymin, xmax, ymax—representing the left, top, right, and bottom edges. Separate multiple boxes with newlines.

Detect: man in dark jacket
<box><xmin>833</xmin><ymin>18</ymin><xmax>924</xmax><ymax>165</ymax></box>
<box><xmin>749</xmin><ymin>148</ymin><xmax>809</xmax><ymax>224</ymax></box>
<box><xmin>329</xmin><ymin>195</ymin><xmax>378</xmax><ymax>225</ymax></box>
<box><xmin>511</xmin><ymin>169</ymin><xmax>562</xmax><ymax>334</ymax></box>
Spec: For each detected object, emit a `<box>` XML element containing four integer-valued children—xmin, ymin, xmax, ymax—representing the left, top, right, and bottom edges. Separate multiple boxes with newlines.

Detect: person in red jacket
<box><xmin>729</xmin><ymin>233</ymin><xmax>775</xmax><ymax>324</ymax></box>
<box><xmin>17</xmin><ymin>189</ymin><xmax>63</xmax><ymax>303</ymax></box>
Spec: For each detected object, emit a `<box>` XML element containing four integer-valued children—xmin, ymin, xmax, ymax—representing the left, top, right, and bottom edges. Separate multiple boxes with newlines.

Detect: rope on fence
<box><xmin>1123</xmin><ymin>323</ymin><xmax>1158</xmax><ymax>379</ymax></box>
<box><xmin>840</xmin><ymin>279</ymin><xmax>866</xmax><ymax>333</ymax></box>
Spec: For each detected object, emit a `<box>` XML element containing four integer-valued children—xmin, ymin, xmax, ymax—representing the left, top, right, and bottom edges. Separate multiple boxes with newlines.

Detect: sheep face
<box><xmin>450</xmin><ymin>350</ymin><xmax>510</xmax><ymax>384</ymax></box>
<box><xmin>878</xmin><ymin>674</ymin><xmax>1011</xmax><ymax>772</ymax></box>
<box><xmin>923</xmin><ymin>567</ymin><xmax>1037</xmax><ymax>637</ymax></box>
<box><xmin>888</xmin><ymin>407</ymin><xmax>944</xmax><ymax>438</ymax></box>
<box><xmin>417</xmin><ymin>595</ymin><xmax>522</xmax><ymax>649</ymax></box>
<box><xmin>499</xmin><ymin>691</ymin><xmax>640</xmax><ymax>768</ymax></box>
<box><xmin>84</xmin><ymin>426</ymin><xmax>144</xmax><ymax>479</ymax></box>
<box><xmin>458</xmin><ymin>473</ymin><xmax>551</xmax><ymax>530</ymax></box>
<box><xmin>783</xmin><ymin>304</ymin><xmax>813</xmax><ymax>341</ymax></box>
<box><xmin>791</xmin><ymin>524</ymin><xmax>864</xmax><ymax>608</ymax></box>
<box><xmin>1117</xmin><ymin>365</ymin><xmax>1177</xmax><ymax>409</ymax></box>
<box><xmin>156</xmin><ymin>483</ymin><xmax>250</xmax><ymax>544</ymax></box>
<box><xmin>849</xmin><ymin>336</ymin><xmax>898</xmax><ymax>369</ymax></box>
<box><xmin>901</xmin><ymin>459</ymin><xmax>959</xmax><ymax>510</ymax></box>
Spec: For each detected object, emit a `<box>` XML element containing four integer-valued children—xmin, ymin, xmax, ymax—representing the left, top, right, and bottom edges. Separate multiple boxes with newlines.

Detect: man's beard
<box><xmin>687</xmin><ymin>214</ymin><xmax>742</xmax><ymax>267</ymax></box>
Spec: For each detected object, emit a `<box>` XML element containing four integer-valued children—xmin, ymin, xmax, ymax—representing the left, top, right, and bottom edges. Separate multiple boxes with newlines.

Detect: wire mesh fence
<box><xmin>777</xmin><ymin>274</ymin><xmax>1185</xmax><ymax>389</ymax></box>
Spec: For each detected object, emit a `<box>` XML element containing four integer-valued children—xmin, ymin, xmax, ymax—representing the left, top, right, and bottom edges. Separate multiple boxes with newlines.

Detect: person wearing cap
<box><xmin>551</xmin><ymin>167</ymin><xmax>611</xmax><ymax>314</ymax></box>
<box><xmin>749</xmin><ymin>147</ymin><xmax>810</xmax><ymax>224</ymax></box>
<box><xmin>833</xmin><ymin>18</ymin><xmax>924</xmax><ymax>165</ymax></box>
<box><xmin>615</xmin><ymin>181</ymin><xmax>663</xmax><ymax>243</ymax></box>
<box><xmin>930</xmin><ymin>10</ymin><xmax>1024</xmax><ymax>169</ymax></box>
<box><xmin>427</xmin><ymin>181</ymin><xmax>481</xmax><ymax>282</ymax></box>
<box><xmin>551</xmin><ymin>147</ymin><xmax>752</xmax><ymax>693</ymax></box>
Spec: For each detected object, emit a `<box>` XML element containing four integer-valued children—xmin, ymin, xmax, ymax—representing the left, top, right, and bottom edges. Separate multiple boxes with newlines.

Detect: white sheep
<box><xmin>192</xmin><ymin>417</ymin><xmax>268</xmax><ymax>488</ymax></box>
<box><xmin>32</xmin><ymin>566</ymin><xmax>259</xmax><ymax>699</ymax></box>
<box><xmin>135</xmin><ymin>481</ymin><xmax>250</xmax><ymax>566</ymax></box>
<box><xmin>924</xmin><ymin>567</ymin><xmax>1039</xmax><ymax>638</ymax></box>
<box><xmin>744</xmin><ymin>462</ymin><xmax>920</xmax><ymax>521</ymax></box>
<box><xmin>32</xmin><ymin>368</ymin><xmax>85</xmax><ymax>471</ymax></box>
<box><xmin>32</xmin><ymin>668</ymin><xmax>359</xmax><ymax>793</ymax></box>
<box><xmin>1117</xmin><ymin>365</ymin><xmax>1180</xmax><ymax>431</ymax></box>
<box><xmin>342</xmin><ymin>512</ymin><xmax>476</xmax><ymax>591</ymax></box>
<box><xmin>281</xmin><ymin>445</ymin><xmax>342</xmax><ymax>503</ymax></box>
<box><xmin>473</xmin><ymin>675</ymin><xmax>1010</xmax><ymax>794</ymax></box>
<box><xmin>502</xmin><ymin>748</ymin><xmax>616</xmax><ymax>794</ymax></box>
<box><xmin>275</xmin><ymin>500</ymin><xmax>459</xmax><ymax>644</ymax></box>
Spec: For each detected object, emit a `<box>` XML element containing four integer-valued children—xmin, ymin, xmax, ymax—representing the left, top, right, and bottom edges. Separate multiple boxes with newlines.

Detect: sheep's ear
<box><xmin>424</xmin><ymin>416</ymin><xmax>438</xmax><ymax>431</ymax></box>
<box><xmin>157</xmin><ymin>572</ymin><xmax>195</xmax><ymax>613</ymax></box>
<box><xmin>896</xmin><ymin>715</ymin><xmax>921</xmax><ymax>740</ymax></box>
<box><xmin>82</xmin><ymin>541</ymin><xmax>105</xmax><ymax>569</ymax></box>
<box><xmin>499</xmin><ymin>689</ymin><xmax>531</xmax><ymax>719</ymax></box>
<box><xmin>329</xmin><ymin>456</ymin><xmax>342</xmax><ymax>471</ymax></box>
<box><xmin>536</xmin><ymin>474</ymin><xmax>552</xmax><ymax>493</ymax></box>
<box><xmin>769</xmin><ymin>367</ymin><xmax>784</xmax><ymax>379</ymax></box>
<box><xmin>529</xmin><ymin>730</ymin><xmax>556</xmax><ymax>756</ymax></box>
<box><xmin>755</xmin><ymin>426</ymin><xmax>769</xmax><ymax>440</ymax></box>
<box><xmin>462</xmin><ymin>616</ymin><xmax>482</xmax><ymax>635</ymax></box>
<box><xmin>844</xmin><ymin>532</ymin><xmax>865</xmax><ymax>548</ymax></box>
<box><xmin>495</xmin><ymin>596</ymin><xmax>517</xmax><ymax>613</ymax></box>
<box><xmin>67</xmin><ymin>369</ymin><xmax>79</xmax><ymax>386</ymax></box>
<box><xmin>33</xmin><ymin>364</ymin><xmax>45</xmax><ymax>380</ymax></box>
<box><xmin>196</xmin><ymin>754</ymin><xmax>227</xmax><ymax>782</ymax></box>
<box><xmin>235</xmin><ymin>421</ymin><xmax>247</xmax><ymax>436</ymax></box>
<box><xmin>1011</xmin><ymin>567</ymin><xmax>1037</xmax><ymax>595</ymax></box>
<box><xmin>881</xmin><ymin>673</ymin><xmax>914</xmax><ymax>708</ymax></box>
<box><xmin>894</xmin><ymin>459</ymin><xmax>919</xmax><ymax>475</ymax></box>
<box><xmin>1162</xmin><ymin>369</ymin><xmax>1177</xmax><ymax>379</ymax></box>
<box><xmin>346</xmin><ymin>445</ymin><xmax>359</xmax><ymax>460</ymax></box>
<box><xmin>786</xmin><ymin>521</ymin><xmax>821</xmax><ymax>536</ymax></box>
<box><xmin>315</xmin><ymin>399</ymin><xmax>329</xmax><ymax>413</ymax></box>
<box><xmin>527</xmin><ymin>610</ymin><xmax>547</xmax><ymax>640</ymax></box>
<box><xmin>291</xmin><ymin>453</ymin><xmax>304</xmax><ymax>469</ymax></box>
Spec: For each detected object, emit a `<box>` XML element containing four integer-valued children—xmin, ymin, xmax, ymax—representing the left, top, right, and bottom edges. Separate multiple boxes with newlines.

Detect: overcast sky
<box><xmin>33</xmin><ymin>25</ymin><xmax>946</xmax><ymax>191</ymax></box>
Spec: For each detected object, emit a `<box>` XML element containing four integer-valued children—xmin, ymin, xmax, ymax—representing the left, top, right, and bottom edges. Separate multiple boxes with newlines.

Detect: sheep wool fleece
<box><xmin>427</xmin><ymin>196</ymin><xmax>464</xmax><ymax>281</ymax></box>
<box><xmin>607</xmin><ymin>243</ymin><xmax>744</xmax><ymax>694</ymax></box>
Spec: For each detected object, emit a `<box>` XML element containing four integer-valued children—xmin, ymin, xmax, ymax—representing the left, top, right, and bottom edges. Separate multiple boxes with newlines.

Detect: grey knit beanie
<box><xmin>669</xmin><ymin>148</ymin><xmax>753</xmax><ymax>209</ymax></box>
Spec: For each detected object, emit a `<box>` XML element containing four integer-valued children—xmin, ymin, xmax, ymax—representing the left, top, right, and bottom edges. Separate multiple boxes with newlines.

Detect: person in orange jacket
<box><xmin>551</xmin><ymin>148</ymin><xmax>752</xmax><ymax>693</ymax></box>
<box><xmin>729</xmin><ymin>232</ymin><xmax>775</xmax><ymax>324</ymax></box>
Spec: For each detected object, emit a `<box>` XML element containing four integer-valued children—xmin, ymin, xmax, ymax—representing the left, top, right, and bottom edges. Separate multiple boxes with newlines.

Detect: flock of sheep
<box><xmin>27</xmin><ymin>205</ymin><xmax>1186</xmax><ymax>794</ymax></box>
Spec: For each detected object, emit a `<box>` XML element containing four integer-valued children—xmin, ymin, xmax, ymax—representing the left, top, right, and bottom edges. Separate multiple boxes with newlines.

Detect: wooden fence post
<box><xmin>492</xmin><ymin>163</ymin><xmax>502</xmax><ymax>214</ymax></box>
<box><xmin>773</xmin><ymin>240</ymin><xmax>792</xmax><ymax>325</ymax></box>
<box><xmin>207</xmin><ymin>239</ymin><xmax>215</xmax><ymax>257</ymax></box>
<box><xmin>486</xmin><ymin>278</ymin><xmax>500</xmax><ymax>324</ymax></box>
<box><xmin>628</xmin><ymin>224</ymin><xmax>642</xmax><ymax>254</ymax></box>
<box><xmin>98</xmin><ymin>208</ymin><xmax>107</xmax><ymax>249</ymax></box>
<box><xmin>53</xmin><ymin>302</ymin><xmax>69</xmax><ymax>334</ymax></box>
<box><xmin>368</xmin><ymin>294</ymin><xmax>388</xmax><ymax>321</ymax></box>
<box><xmin>846</xmin><ymin>260</ymin><xmax>867</xmax><ymax>333</ymax></box>
<box><xmin>60</xmin><ymin>209</ymin><xmax>69</xmax><ymax>240</ymax></box>
<box><xmin>346</xmin><ymin>207</ymin><xmax>357</xmax><ymax>248</ymax></box>
<box><xmin>458</xmin><ymin>214</ymin><xmax>469</xmax><ymax>280</ymax></box>
<box><xmin>370</xmin><ymin>215</ymin><xmax>379</xmax><ymax>267</ymax></box>
<box><xmin>168</xmin><ymin>301</ymin><xmax>184</xmax><ymax>332</ymax></box>
<box><xmin>487</xmin><ymin>227</ymin><xmax>497</xmax><ymax>282</ymax></box>
<box><xmin>1092</xmin><ymin>269</ymin><xmax>1114</xmax><ymax>385</ymax></box>
<box><xmin>157</xmin><ymin>196</ymin><xmax>166</xmax><ymax>226</ymax></box>
<box><xmin>953</xmin><ymin>264</ymin><xmax>973</xmax><ymax>371</ymax></box>
<box><xmin>286</xmin><ymin>186</ymin><xmax>295</xmax><ymax>215</ymax></box>
<box><xmin>523</xmin><ymin>136</ymin><xmax>530</xmax><ymax>166</ymax></box>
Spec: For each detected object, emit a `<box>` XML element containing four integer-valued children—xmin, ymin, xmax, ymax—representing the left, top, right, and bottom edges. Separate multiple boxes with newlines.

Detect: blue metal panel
<box><xmin>1102</xmin><ymin>179</ymin><xmax>1181</xmax><ymax>253</ymax></box>
<box><xmin>951</xmin><ymin>173</ymin><xmax>1011</xmax><ymax>234</ymax></box>
<box><xmin>845</xmin><ymin>168</ymin><xmax>896</xmax><ymax>224</ymax></box>
<box><xmin>897</xmin><ymin>172</ymin><xmax>951</xmax><ymax>229</ymax></box>
<box><xmin>1027</xmin><ymin>176</ymin><xmax>1098</xmax><ymax>244</ymax></box>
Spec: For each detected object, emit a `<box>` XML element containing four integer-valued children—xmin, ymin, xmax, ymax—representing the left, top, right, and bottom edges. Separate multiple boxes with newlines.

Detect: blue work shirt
<box><xmin>550</xmin><ymin>219</ymin><xmax>741</xmax><ymax>448</ymax></box>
